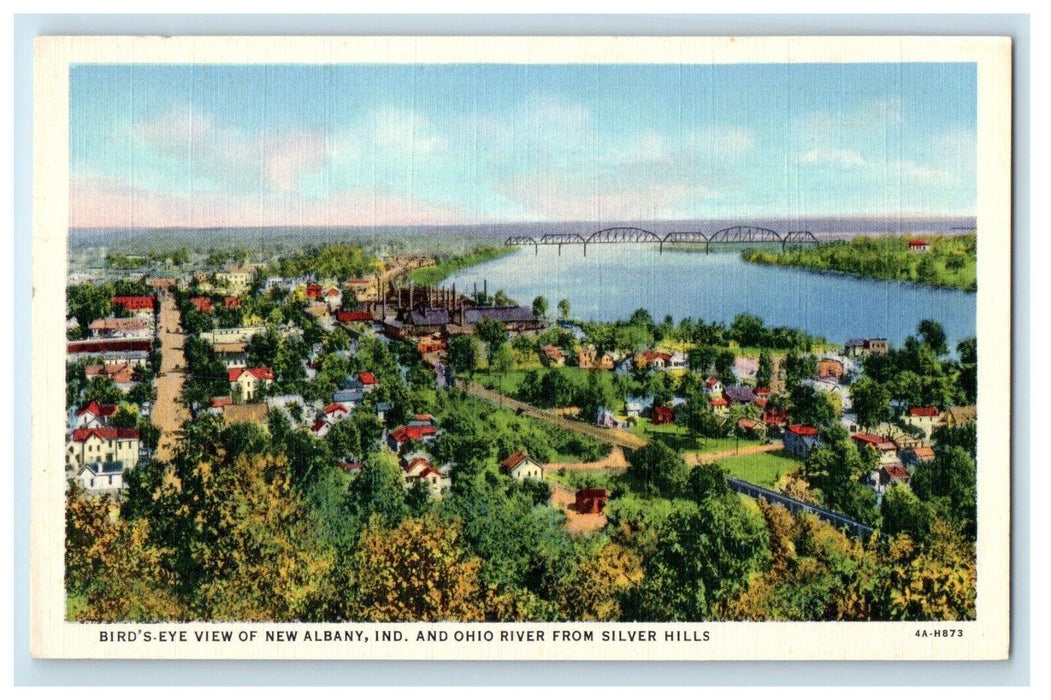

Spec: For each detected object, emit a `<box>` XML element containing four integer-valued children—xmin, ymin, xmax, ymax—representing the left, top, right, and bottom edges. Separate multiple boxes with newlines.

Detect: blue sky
<box><xmin>70</xmin><ymin>62</ymin><xmax>976</xmax><ymax>228</ymax></box>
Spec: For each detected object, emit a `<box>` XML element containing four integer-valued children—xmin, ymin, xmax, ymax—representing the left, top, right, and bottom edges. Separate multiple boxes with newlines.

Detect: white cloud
<box><xmin>891</xmin><ymin>159</ymin><xmax>949</xmax><ymax>182</ymax></box>
<box><xmin>801</xmin><ymin>148</ymin><xmax>866</xmax><ymax>167</ymax></box>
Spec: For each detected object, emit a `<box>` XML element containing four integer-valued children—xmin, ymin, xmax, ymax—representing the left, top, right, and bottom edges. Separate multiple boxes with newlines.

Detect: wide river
<box><xmin>446</xmin><ymin>246</ymin><xmax>976</xmax><ymax>348</ymax></box>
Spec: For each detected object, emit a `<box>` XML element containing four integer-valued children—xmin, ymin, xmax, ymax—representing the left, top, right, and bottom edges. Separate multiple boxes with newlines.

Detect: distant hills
<box><xmin>69</xmin><ymin>216</ymin><xmax>976</xmax><ymax>256</ymax></box>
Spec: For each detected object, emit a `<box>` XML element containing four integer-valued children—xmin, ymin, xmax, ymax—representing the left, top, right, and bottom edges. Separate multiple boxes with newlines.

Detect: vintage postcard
<box><xmin>31</xmin><ymin>35</ymin><xmax>1012</xmax><ymax>660</ymax></box>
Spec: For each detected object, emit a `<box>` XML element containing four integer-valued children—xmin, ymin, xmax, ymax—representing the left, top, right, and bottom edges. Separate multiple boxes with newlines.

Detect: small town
<box><xmin>64</xmin><ymin>240</ymin><xmax>978</xmax><ymax>623</ymax></box>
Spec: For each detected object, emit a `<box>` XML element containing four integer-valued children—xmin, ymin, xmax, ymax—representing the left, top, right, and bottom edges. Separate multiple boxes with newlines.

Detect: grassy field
<box><xmin>713</xmin><ymin>450</ymin><xmax>802</xmax><ymax>489</ymax></box>
<box><xmin>406</xmin><ymin>245</ymin><xmax>516</xmax><ymax>286</ymax></box>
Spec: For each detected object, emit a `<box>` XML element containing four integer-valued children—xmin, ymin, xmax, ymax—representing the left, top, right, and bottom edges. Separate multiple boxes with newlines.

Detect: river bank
<box><xmin>405</xmin><ymin>245</ymin><xmax>516</xmax><ymax>286</ymax></box>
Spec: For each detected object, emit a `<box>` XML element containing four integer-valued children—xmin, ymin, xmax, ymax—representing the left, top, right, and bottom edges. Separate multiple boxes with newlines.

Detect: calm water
<box><xmin>446</xmin><ymin>246</ymin><xmax>976</xmax><ymax>348</ymax></box>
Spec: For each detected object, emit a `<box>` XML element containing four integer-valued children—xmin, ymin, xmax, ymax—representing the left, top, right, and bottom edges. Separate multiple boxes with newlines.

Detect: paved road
<box><xmin>153</xmin><ymin>294</ymin><xmax>189</xmax><ymax>463</ymax></box>
<box><xmin>459</xmin><ymin>380</ymin><xmax>647</xmax><ymax>450</ymax></box>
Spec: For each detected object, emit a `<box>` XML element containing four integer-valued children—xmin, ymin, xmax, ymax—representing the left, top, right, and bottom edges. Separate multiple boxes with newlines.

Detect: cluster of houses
<box><xmin>782</xmin><ymin>404</ymin><xmax>975</xmax><ymax>497</ymax></box>
<box><xmin>65</xmin><ymin>295</ymin><xmax>159</xmax><ymax>493</ymax></box>
<box><xmin>65</xmin><ymin>401</ymin><xmax>142</xmax><ymax>494</ymax></box>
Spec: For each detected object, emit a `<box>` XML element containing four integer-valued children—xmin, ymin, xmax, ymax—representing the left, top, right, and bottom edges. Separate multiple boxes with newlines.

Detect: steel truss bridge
<box><xmin>505</xmin><ymin>225</ymin><xmax>821</xmax><ymax>255</ymax></box>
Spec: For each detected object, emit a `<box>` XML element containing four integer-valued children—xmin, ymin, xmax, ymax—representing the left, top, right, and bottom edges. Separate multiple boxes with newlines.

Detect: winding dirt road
<box><xmin>459</xmin><ymin>380</ymin><xmax>647</xmax><ymax>451</ymax></box>
<box><xmin>152</xmin><ymin>294</ymin><xmax>189</xmax><ymax>463</ymax></box>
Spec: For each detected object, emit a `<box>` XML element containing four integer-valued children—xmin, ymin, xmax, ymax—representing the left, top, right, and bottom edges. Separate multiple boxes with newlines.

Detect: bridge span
<box><xmin>506</xmin><ymin>226</ymin><xmax>821</xmax><ymax>255</ymax></box>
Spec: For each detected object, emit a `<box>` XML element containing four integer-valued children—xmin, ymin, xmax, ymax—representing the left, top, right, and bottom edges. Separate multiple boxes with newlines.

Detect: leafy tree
<box><xmin>83</xmin><ymin>377</ymin><xmax>124</xmax><ymax>406</ymax></box>
<box><xmin>627</xmin><ymin>496</ymin><xmax>768</xmax><ymax>621</ymax></box>
<box><xmin>789</xmin><ymin>384</ymin><xmax>837</xmax><ymax>428</ymax></box>
<box><xmin>910</xmin><ymin>446</ymin><xmax>977</xmax><ymax>539</ymax></box>
<box><xmin>325</xmin><ymin>419</ymin><xmax>361</xmax><ymax>460</ymax></box>
<box><xmin>688</xmin><ymin>345</ymin><xmax>717</xmax><ymax>374</ymax></box>
<box><xmin>111</xmin><ymin>403</ymin><xmax>139</xmax><ymax>428</ymax></box>
<box><xmin>475</xmin><ymin>318</ymin><xmax>508</xmax><ymax>360</ymax></box>
<box><xmin>531</xmin><ymin>296</ymin><xmax>549</xmax><ymax>319</ymax></box>
<box><xmin>850</xmin><ymin>376</ymin><xmax>891</xmax><ymax>429</ymax></box>
<box><xmin>955</xmin><ymin>337</ymin><xmax>977</xmax><ymax>404</ymax></box>
<box><xmin>917</xmin><ymin>320</ymin><xmax>949</xmax><ymax>357</ymax></box>
<box><xmin>345</xmin><ymin>513</ymin><xmax>486</xmax><ymax>621</ymax></box>
<box><xmin>446</xmin><ymin>335</ymin><xmax>480</xmax><ymax>378</ymax></box>
<box><xmin>346</xmin><ymin>452</ymin><xmax>407</xmax><ymax>525</ymax></box>
<box><xmin>184</xmin><ymin>453</ymin><xmax>338</xmax><ymax>620</ymax></box>
<box><xmin>714</xmin><ymin>349</ymin><xmax>737</xmax><ymax>383</ymax></box>
<box><xmin>557</xmin><ymin>298</ymin><xmax>571</xmax><ymax>320</ymax></box>
<box><xmin>783</xmin><ymin>352</ymin><xmax>817</xmax><ymax>388</ymax></box>
<box><xmin>65</xmin><ymin>486</ymin><xmax>182</xmax><ymax>621</ymax></box>
<box><xmin>756</xmin><ymin>350</ymin><xmax>773</xmax><ymax>388</ymax></box>
<box><xmin>556</xmin><ymin>541</ymin><xmax>643</xmax><ymax>621</ymax></box>
<box><xmin>68</xmin><ymin>284</ymin><xmax>112</xmax><ymax>328</ymax></box>
<box><xmin>802</xmin><ymin>425</ymin><xmax>878</xmax><ymax>523</ymax></box>
<box><xmin>626</xmin><ymin>442</ymin><xmax>689</xmax><ymax>498</ymax></box>
<box><xmin>881</xmin><ymin>483</ymin><xmax>932</xmax><ymax>543</ymax></box>
<box><xmin>490</xmin><ymin>341</ymin><xmax>515</xmax><ymax>380</ymax></box>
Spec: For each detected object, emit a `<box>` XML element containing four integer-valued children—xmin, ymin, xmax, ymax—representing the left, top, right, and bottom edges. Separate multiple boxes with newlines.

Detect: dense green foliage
<box><xmin>266</xmin><ymin>243</ymin><xmax>378</xmax><ymax>281</ymax></box>
<box><xmin>742</xmin><ymin>234</ymin><xmax>976</xmax><ymax>291</ymax></box>
<box><xmin>405</xmin><ymin>246</ymin><xmax>515</xmax><ymax>286</ymax></box>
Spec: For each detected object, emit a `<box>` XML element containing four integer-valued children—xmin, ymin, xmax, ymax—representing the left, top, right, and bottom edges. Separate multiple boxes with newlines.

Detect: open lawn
<box><xmin>713</xmin><ymin>450</ymin><xmax>802</xmax><ymax>489</ymax></box>
<box><xmin>631</xmin><ymin>417</ymin><xmax>765</xmax><ymax>454</ymax></box>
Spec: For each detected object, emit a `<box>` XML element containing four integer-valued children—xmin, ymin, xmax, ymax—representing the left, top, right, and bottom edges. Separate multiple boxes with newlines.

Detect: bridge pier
<box><xmin>557</xmin><ymin>244</ymin><xmax>561</xmax><ymax>256</ymax></box>
<box><xmin>582</xmin><ymin>243</ymin><xmax>587</xmax><ymax>257</ymax></box>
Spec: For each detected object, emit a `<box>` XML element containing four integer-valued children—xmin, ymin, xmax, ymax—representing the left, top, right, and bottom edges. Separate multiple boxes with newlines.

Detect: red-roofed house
<box><xmin>358</xmin><ymin>372</ymin><xmax>379</xmax><ymax>391</ymax></box>
<box><xmin>401</xmin><ymin>453</ymin><xmax>451</xmax><ymax>497</ymax></box>
<box><xmin>905</xmin><ymin>406</ymin><xmax>939</xmax><ymax>439</ymax></box>
<box><xmin>311</xmin><ymin>418</ymin><xmax>332</xmax><ymax>437</ymax></box>
<box><xmin>784</xmin><ymin>424</ymin><xmax>821</xmax><ymax>459</ymax></box>
<box><xmin>387</xmin><ymin>424</ymin><xmax>438</xmax><ymax>452</ymax></box>
<box><xmin>902</xmin><ymin>445</ymin><xmax>936</xmax><ymax>468</ymax></box>
<box><xmin>228</xmin><ymin>367</ymin><xmax>274</xmax><ymax>402</ymax></box>
<box><xmin>111</xmin><ymin>296</ymin><xmax>154</xmax><ymax>317</ymax></box>
<box><xmin>909</xmin><ymin>239</ymin><xmax>930</xmax><ymax>253</ymax></box>
<box><xmin>852</xmin><ymin>433</ymin><xmax>900</xmax><ymax>465</ymax></box>
<box><xmin>704</xmin><ymin>377</ymin><xmax>724</xmax><ymax>397</ymax></box>
<box><xmin>323</xmin><ymin>402</ymin><xmax>350</xmax><ymax>421</ymax></box>
<box><xmin>499</xmin><ymin>452</ymin><xmax>544</xmax><ymax>481</ymax></box>
<box><xmin>306</xmin><ymin>284</ymin><xmax>323</xmax><ymax>300</ymax></box>
<box><xmin>74</xmin><ymin>401</ymin><xmax>118</xmax><ymax>429</ymax></box>
<box><xmin>224</xmin><ymin>296</ymin><xmax>242</xmax><ymax>309</ymax></box>
<box><xmin>634</xmin><ymin>350</ymin><xmax>673</xmax><ymax>370</ymax></box>
<box><xmin>409</xmin><ymin>413</ymin><xmax>436</xmax><ymax>427</ymax></box>
<box><xmin>190</xmin><ymin>296</ymin><xmax>213</xmax><ymax>314</ymax></box>
<box><xmin>66</xmin><ymin>427</ymin><xmax>140</xmax><ymax>474</ymax></box>
<box><xmin>209</xmin><ymin>396</ymin><xmax>233</xmax><ymax>409</ymax></box>
<box><xmin>85</xmin><ymin>363</ymin><xmax>137</xmax><ymax>389</ymax></box>
<box><xmin>708</xmin><ymin>395</ymin><xmax>730</xmax><ymax>417</ymax></box>
<box><xmin>651</xmin><ymin>405</ymin><xmax>675</xmax><ymax>425</ymax></box>
<box><xmin>879</xmin><ymin>464</ymin><xmax>910</xmax><ymax>490</ymax></box>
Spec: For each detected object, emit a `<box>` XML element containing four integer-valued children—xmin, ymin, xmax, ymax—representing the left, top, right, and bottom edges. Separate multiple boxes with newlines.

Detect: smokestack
<box><xmin>483</xmin><ymin>279</ymin><xmax>487</xmax><ymax>304</ymax></box>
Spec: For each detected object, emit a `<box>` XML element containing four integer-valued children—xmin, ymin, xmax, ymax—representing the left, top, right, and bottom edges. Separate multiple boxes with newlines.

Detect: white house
<box><xmin>67</xmin><ymin>427</ymin><xmax>140</xmax><ymax>475</ymax></box>
<box><xmin>74</xmin><ymin>401</ymin><xmax>118</xmax><ymax>429</ymax></box>
<box><xmin>228</xmin><ymin>367</ymin><xmax>274</xmax><ymax>402</ymax></box>
<box><xmin>75</xmin><ymin>461</ymin><xmax>127</xmax><ymax>494</ymax></box>
<box><xmin>499</xmin><ymin>452</ymin><xmax>544</xmax><ymax>481</ymax></box>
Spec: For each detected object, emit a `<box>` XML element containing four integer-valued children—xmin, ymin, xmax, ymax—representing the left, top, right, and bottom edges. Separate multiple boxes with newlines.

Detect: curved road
<box><xmin>153</xmin><ymin>294</ymin><xmax>189</xmax><ymax>463</ymax></box>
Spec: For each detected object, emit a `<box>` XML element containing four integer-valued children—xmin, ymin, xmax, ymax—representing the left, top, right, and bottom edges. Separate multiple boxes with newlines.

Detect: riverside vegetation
<box><xmin>742</xmin><ymin>234</ymin><xmax>976</xmax><ymax>291</ymax></box>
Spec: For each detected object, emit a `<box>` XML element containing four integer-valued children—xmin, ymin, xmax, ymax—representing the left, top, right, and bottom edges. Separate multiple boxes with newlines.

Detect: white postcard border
<box><xmin>30</xmin><ymin>35</ymin><xmax>1013</xmax><ymax>661</ymax></box>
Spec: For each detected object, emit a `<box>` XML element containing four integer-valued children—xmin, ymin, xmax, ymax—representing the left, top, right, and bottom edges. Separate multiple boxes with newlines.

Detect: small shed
<box><xmin>575</xmin><ymin>488</ymin><xmax>608</xmax><ymax>514</ymax></box>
